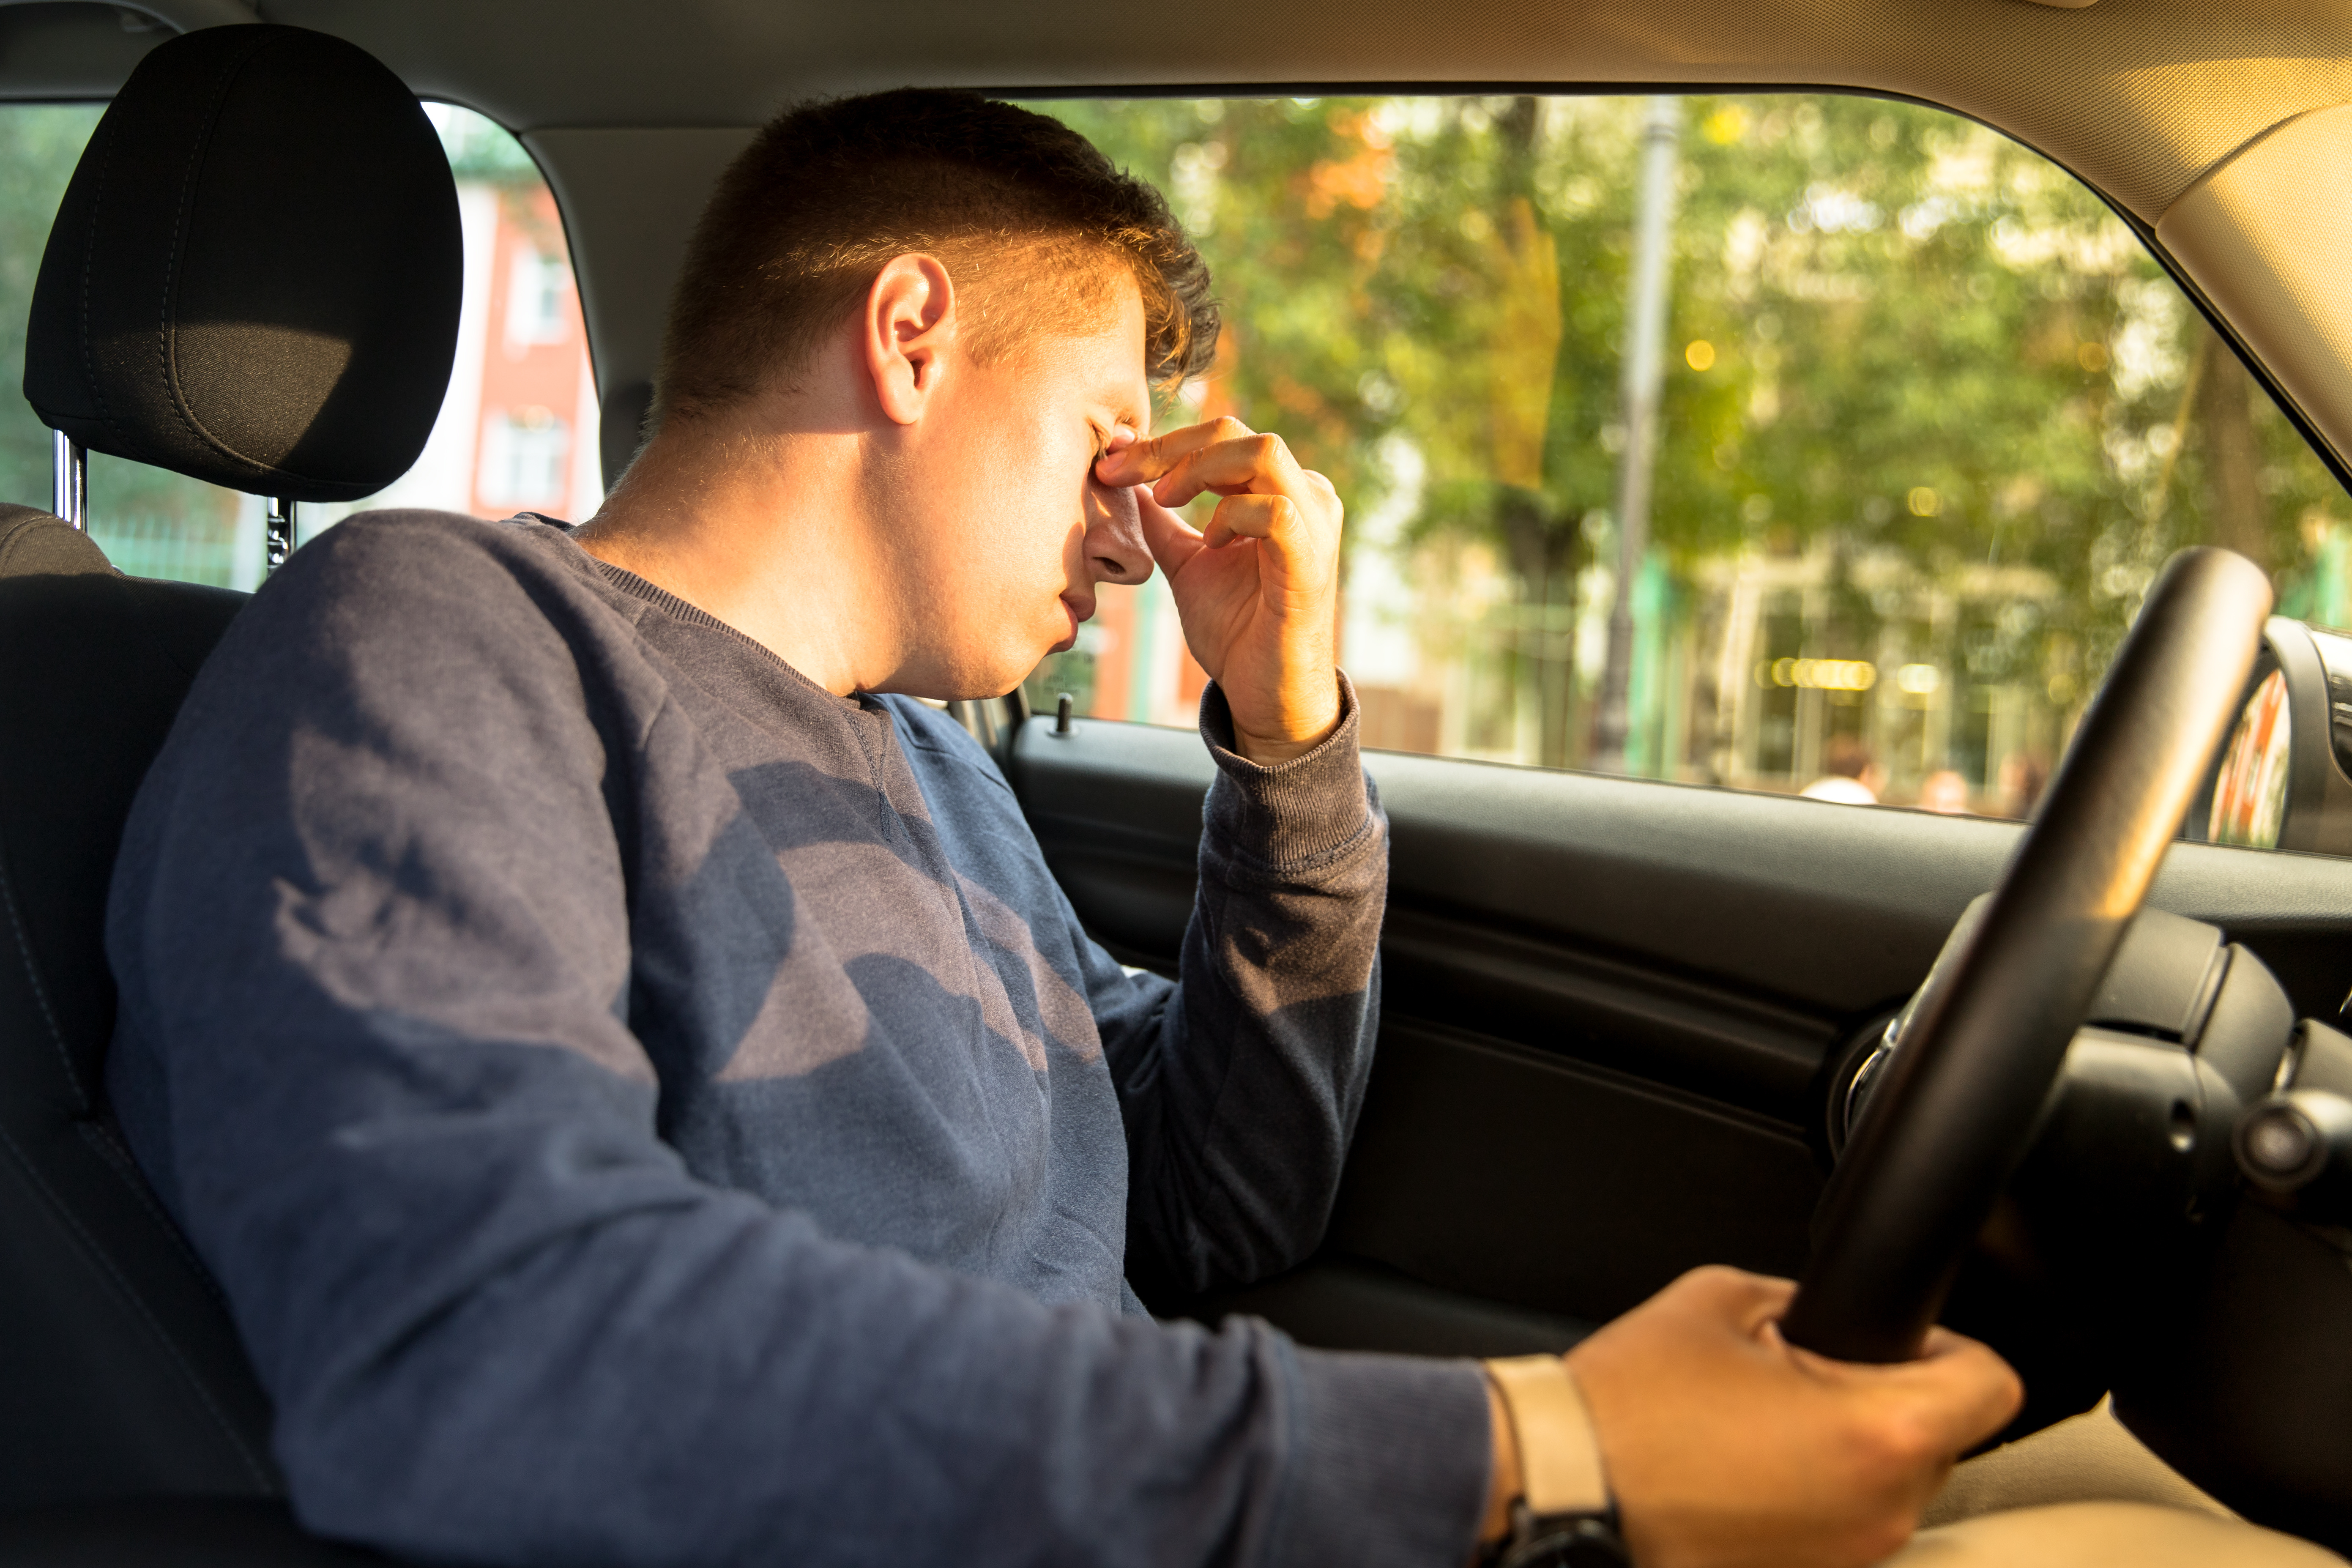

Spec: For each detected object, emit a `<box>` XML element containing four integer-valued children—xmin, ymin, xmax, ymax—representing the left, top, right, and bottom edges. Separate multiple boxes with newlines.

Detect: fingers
<box><xmin>1134</xmin><ymin>485</ymin><xmax>1206</xmax><ymax>578</ymax></box>
<box><xmin>1094</xmin><ymin>415</ymin><xmax>1254</xmax><ymax>487</ymax></box>
<box><xmin>1097</xmin><ymin>417</ymin><xmax>1327</xmax><ymax>514</ymax></box>
<box><xmin>1147</xmin><ymin>432</ymin><xmax>1304</xmax><ymax>509</ymax></box>
<box><xmin>1569</xmin><ymin>1264</ymin><xmax>2022</xmax><ymax>1568</ymax></box>
<box><xmin>1102</xmin><ymin>414</ymin><xmax>1345</xmax><ymax>763</ymax></box>
<box><xmin>1776</xmin><ymin>1317</ymin><xmax>2024</xmax><ymax>1460</ymax></box>
<box><xmin>1668</xmin><ymin>1266</ymin><xmax>2019</xmax><ymax>1454</ymax></box>
<box><xmin>1896</xmin><ymin>1330</ymin><xmax>2025</xmax><ymax>1450</ymax></box>
<box><xmin>1199</xmin><ymin>492</ymin><xmax>1297</xmax><ymax>550</ymax></box>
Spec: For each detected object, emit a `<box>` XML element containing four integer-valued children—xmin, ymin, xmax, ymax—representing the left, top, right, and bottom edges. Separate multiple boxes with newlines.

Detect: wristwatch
<box><xmin>1488</xmin><ymin>1501</ymin><xmax>1632</xmax><ymax>1568</ymax></box>
<box><xmin>1482</xmin><ymin>1356</ymin><xmax>1634</xmax><ymax>1568</ymax></box>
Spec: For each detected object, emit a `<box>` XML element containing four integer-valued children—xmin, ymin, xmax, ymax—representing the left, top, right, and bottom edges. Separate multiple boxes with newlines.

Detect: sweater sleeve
<box><xmin>103</xmin><ymin>516</ymin><xmax>1486</xmax><ymax>1568</ymax></box>
<box><xmin>1094</xmin><ymin>675</ymin><xmax>1390</xmax><ymax>1300</ymax></box>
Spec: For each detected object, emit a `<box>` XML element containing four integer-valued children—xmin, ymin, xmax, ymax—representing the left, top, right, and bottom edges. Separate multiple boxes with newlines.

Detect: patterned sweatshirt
<box><xmin>106</xmin><ymin>510</ymin><xmax>1490</xmax><ymax>1568</ymax></box>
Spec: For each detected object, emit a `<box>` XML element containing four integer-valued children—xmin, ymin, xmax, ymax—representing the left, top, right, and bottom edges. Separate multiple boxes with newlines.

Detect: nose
<box><xmin>1083</xmin><ymin>473</ymin><xmax>1154</xmax><ymax>586</ymax></box>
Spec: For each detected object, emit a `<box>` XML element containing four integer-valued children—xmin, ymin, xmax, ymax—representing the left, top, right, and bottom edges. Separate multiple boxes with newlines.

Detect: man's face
<box><xmin>877</xmin><ymin>271</ymin><xmax>1154</xmax><ymax>700</ymax></box>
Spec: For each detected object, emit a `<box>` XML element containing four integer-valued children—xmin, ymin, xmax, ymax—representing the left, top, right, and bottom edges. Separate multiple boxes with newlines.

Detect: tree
<box><xmin>1021</xmin><ymin>93</ymin><xmax>2352</xmax><ymax>774</ymax></box>
<box><xmin>0</xmin><ymin>106</ymin><xmax>101</xmax><ymax>512</ymax></box>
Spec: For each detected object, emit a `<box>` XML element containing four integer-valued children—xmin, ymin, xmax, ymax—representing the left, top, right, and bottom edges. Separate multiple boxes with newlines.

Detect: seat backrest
<box><xmin>0</xmin><ymin>506</ymin><xmax>266</xmax><ymax>1505</ymax></box>
<box><xmin>1</xmin><ymin>22</ymin><xmax>462</xmax><ymax>1507</ymax></box>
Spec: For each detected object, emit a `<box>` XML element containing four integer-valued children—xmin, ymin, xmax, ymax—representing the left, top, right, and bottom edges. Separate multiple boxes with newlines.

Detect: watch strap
<box><xmin>1484</xmin><ymin>1355</ymin><xmax>1611</xmax><ymax>1517</ymax></box>
<box><xmin>1483</xmin><ymin>1356</ymin><xmax>1628</xmax><ymax>1568</ymax></box>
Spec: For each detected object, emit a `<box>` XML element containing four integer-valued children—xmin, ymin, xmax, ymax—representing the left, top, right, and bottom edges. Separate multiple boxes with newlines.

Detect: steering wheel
<box><xmin>1781</xmin><ymin>547</ymin><xmax>2274</xmax><ymax>1363</ymax></box>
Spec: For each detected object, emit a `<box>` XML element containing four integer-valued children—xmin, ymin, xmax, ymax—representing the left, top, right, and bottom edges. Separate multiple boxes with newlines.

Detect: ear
<box><xmin>864</xmin><ymin>254</ymin><xmax>957</xmax><ymax>427</ymax></box>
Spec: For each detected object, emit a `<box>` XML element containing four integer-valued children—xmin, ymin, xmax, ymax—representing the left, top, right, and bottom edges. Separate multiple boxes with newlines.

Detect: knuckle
<box><xmin>1852</xmin><ymin>1407</ymin><xmax>1942</xmax><ymax>1481</ymax></box>
<box><xmin>1683</xmin><ymin>1263</ymin><xmax>1745</xmax><ymax>1295</ymax></box>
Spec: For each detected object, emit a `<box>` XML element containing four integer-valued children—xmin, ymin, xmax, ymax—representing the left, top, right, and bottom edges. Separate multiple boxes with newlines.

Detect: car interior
<box><xmin>3</xmin><ymin>0</ymin><xmax>2352</xmax><ymax>1563</ymax></box>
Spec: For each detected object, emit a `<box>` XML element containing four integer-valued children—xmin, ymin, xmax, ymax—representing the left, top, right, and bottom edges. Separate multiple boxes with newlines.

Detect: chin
<box><xmin>948</xmin><ymin>652</ymin><xmax>1045</xmax><ymax>704</ymax></box>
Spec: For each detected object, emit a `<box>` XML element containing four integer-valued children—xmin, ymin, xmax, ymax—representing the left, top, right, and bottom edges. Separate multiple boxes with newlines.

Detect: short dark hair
<box><xmin>654</xmin><ymin>89</ymin><xmax>1218</xmax><ymax>428</ymax></box>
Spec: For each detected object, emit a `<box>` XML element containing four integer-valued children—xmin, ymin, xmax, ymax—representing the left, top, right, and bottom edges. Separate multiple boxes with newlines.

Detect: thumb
<box><xmin>1138</xmin><ymin>488</ymin><xmax>1206</xmax><ymax>577</ymax></box>
<box><xmin>1890</xmin><ymin>1331</ymin><xmax>2024</xmax><ymax>1452</ymax></box>
<box><xmin>1780</xmin><ymin>1323</ymin><xmax>2024</xmax><ymax>1456</ymax></box>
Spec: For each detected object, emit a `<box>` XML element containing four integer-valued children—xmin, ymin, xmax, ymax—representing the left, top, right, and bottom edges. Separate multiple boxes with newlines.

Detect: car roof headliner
<box><xmin>3</xmin><ymin>0</ymin><xmax>2347</xmax><ymax>223</ymax></box>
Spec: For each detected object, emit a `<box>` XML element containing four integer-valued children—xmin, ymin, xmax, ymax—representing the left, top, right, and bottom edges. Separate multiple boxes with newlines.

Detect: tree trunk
<box><xmin>2196</xmin><ymin>326</ymin><xmax>2265</xmax><ymax>569</ymax></box>
<box><xmin>1488</xmin><ymin>97</ymin><xmax>1580</xmax><ymax>767</ymax></box>
<box><xmin>1500</xmin><ymin>490</ymin><xmax>1579</xmax><ymax>767</ymax></box>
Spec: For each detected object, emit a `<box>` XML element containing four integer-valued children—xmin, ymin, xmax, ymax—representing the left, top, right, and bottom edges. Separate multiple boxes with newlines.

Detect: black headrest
<box><xmin>22</xmin><ymin>25</ymin><xmax>461</xmax><ymax>503</ymax></box>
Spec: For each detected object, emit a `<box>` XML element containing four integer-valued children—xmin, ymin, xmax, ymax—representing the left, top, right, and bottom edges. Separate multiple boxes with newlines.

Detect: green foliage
<box><xmin>1650</xmin><ymin>95</ymin><xmax>2338</xmax><ymax>673</ymax></box>
<box><xmin>432</xmin><ymin>104</ymin><xmax>543</xmax><ymax>184</ymax></box>
<box><xmin>0</xmin><ymin>105</ymin><xmax>99</xmax><ymax>513</ymax></box>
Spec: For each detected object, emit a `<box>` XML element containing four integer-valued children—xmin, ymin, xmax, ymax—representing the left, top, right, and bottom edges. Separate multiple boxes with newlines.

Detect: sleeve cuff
<box><xmin>1198</xmin><ymin>673</ymin><xmax>1379</xmax><ymax>875</ymax></box>
<box><xmin>1261</xmin><ymin>1344</ymin><xmax>1494</xmax><ymax>1568</ymax></box>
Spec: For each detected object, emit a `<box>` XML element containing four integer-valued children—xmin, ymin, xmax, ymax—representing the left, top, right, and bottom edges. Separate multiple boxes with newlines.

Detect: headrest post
<box><xmin>264</xmin><ymin>498</ymin><xmax>295</xmax><ymax>575</ymax></box>
<box><xmin>49</xmin><ymin>430</ymin><xmax>86</xmax><ymax>531</ymax></box>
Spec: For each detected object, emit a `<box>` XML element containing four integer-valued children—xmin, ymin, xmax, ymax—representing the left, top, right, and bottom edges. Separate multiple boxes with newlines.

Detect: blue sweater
<box><xmin>105</xmin><ymin>512</ymin><xmax>1491</xmax><ymax>1568</ymax></box>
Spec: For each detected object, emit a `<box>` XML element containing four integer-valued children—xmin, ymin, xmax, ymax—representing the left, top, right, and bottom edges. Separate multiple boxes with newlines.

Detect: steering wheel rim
<box><xmin>1781</xmin><ymin>547</ymin><xmax>2274</xmax><ymax>1364</ymax></box>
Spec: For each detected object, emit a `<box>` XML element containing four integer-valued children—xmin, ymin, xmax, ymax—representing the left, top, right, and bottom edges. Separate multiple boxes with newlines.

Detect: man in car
<box><xmin>107</xmin><ymin>88</ymin><xmax>2032</xmax><ymax>1568</ymax></box>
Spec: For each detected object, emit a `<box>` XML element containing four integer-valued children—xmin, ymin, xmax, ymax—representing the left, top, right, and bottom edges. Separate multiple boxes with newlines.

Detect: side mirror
<box><xmin>2195</xmin><ymin>616</ymin><xmax>2352</xmax><ymax>854</ymax></box>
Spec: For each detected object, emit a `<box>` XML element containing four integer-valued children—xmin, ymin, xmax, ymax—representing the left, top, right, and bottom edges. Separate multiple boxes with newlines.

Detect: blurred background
<box><xmin>1020</xmin><ymin>94</ymin><xmax>2351</xmax><ymax>818</ymax></box>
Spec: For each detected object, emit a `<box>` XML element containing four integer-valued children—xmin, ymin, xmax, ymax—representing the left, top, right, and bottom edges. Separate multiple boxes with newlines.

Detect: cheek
<box><xmin>930</xmin><ymin>377</ymin><xmax>1089</xmax><ymax>604</ymax></box>
<box><xmin>999</xmin><ymin>458</ymin><xmax>1092</xmax><ymax>588</ymax></box>
<box><xmin>940</xmin><ymin>487</ymin><xmax>1083</xmax><ymax>635</ymax></box>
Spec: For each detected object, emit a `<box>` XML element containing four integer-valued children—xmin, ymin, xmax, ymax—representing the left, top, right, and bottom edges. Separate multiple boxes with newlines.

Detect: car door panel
<box><xmin>1324</xmin><ymin>1021</ymin><xmax>1824</xmax><ymax>1322</ymax></box>
<box><xmin>1375</xmin><ymin>905</ymin><xmax>1835</xmax><ymax>1121</ymax></box>
<box><xmin>1010</xmin><ymin>718</ymin><xmax>2352</xmax><ymax>1348</ymax></box>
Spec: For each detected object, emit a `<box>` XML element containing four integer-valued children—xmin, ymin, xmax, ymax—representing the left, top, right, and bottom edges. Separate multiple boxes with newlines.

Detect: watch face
<box><xmin>1502</xmin><ymin>1518</ymin><xmax>1633</xmax><ymax>1568</ymax></box>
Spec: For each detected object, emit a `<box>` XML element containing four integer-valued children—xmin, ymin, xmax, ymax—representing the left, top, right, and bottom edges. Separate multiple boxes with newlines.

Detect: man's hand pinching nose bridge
<box><xmin>1094</xmin><ymin>416</ymin><xmax>1346</xmax><ymax>767</ymax></box>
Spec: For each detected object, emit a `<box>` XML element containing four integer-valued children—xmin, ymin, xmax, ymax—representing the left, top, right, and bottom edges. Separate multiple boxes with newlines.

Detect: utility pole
<box><xmin>1592</xmin><ymin>95</ymin><xmax>1681</xmax><ymax>774</ymax></box>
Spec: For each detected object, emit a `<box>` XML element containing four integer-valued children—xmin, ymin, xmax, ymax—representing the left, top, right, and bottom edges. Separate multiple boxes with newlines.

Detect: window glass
<box><xmin>0</xmin><ymin>102</ymin><xmax>599</xmax><ymax>589</ymax></box>
<box><xmin>1019</xmin><ymin>95</ymin><xmax>2349</xmax><ymax>821</ymax></box>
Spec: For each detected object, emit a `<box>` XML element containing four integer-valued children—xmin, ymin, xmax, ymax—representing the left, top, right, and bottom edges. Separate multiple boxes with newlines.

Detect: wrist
<box><xmin>1477</xmin><ymin>1356</ymin><xmax>1627</xmax><ymax>1568</ymax></box>
<box><xmin>1230</xmin><ymin>676</ymin><xmax>1343</xmax><ymax>765</ymax></box>
<box><xmin>1482</xmin><ymin>1378</ymin><xmax>1524</xmax><ymax>1547</ymax></box>
<box><xmin>1233</xmin><ymin>716</ymin><xmax>1340</xmax><ymax>765</ymax></box>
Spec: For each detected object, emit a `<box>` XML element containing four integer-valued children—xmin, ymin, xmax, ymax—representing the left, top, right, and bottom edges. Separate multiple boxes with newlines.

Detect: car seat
<box><xmin>0</xmin><ymin>20</ymin><xmax>459</xmax><ymax>1557</ymax></box>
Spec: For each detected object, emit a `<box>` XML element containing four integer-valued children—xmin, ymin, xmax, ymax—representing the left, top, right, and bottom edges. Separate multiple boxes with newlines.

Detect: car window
<box><xmin>1017</xmin><ymin>94</ymin><xmax>2350</xmax><ymax>823</ymax></box>
<box><xmin>0</xmin><ymin>103</ymin><xmax>598</xmax><ymax>588</ymax></box>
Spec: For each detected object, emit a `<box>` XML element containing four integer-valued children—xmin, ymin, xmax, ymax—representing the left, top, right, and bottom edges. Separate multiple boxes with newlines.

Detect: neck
<box><xmin>575</xmin><ymin>411</ymin><xmax>895</xmax><ymax>696</ymax></box>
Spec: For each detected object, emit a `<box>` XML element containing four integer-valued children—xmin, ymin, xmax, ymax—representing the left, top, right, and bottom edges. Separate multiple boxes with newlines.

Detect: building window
<box><xmin>477</xmin><ymin>406</ymin><xmax>571</xmax><ymax>507</ymax></box>
<box><xmin>504</xmin><ymin>244</ymin><xmax>572</xmax><ymax>350</ymax></box>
